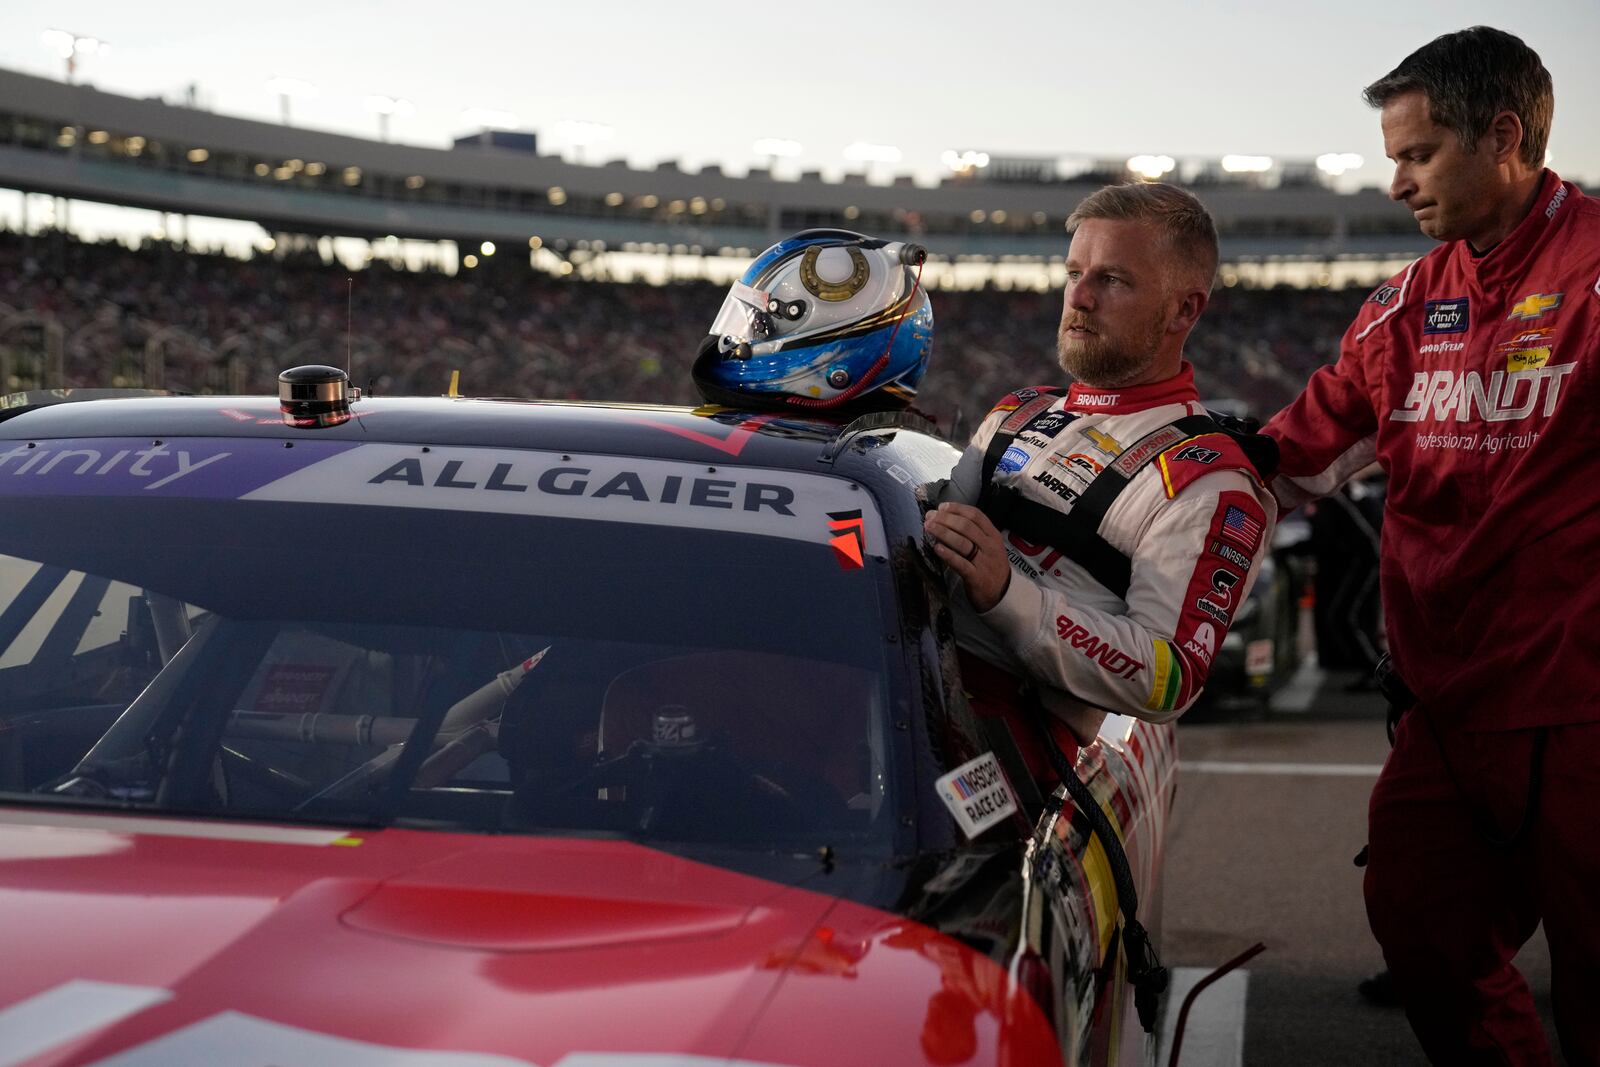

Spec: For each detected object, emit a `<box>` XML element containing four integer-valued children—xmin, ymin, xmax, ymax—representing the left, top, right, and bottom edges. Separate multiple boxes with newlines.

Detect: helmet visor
<box><xmin>707</xmin><ymin>280</ymin><xmax>778</xmax><ymax>355</ymax></box>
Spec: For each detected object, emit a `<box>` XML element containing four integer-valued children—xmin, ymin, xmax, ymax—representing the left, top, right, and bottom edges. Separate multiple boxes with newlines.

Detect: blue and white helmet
<box><xmin>692</xmin><ymin>229</ymin><xmax>932</xmax><ymax>413</ymax></box>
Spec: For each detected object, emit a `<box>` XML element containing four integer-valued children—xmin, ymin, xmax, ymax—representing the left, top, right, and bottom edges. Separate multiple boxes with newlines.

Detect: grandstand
<box><xmin>0</xmin><ymin>65</ymin><xmax>1381</xmax><ymax>428</ymax></box>
<box><xmin>0</xmin><ymin>66</ymin><xmax>1433</xmax><ymax>267</ymax></box>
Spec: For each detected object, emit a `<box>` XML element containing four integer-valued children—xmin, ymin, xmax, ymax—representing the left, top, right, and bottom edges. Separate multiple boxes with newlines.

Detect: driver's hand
<box><xmin>923</xmin><ymin>502</ymin><xmax>1010</xmax><ymax>613</ymax></box>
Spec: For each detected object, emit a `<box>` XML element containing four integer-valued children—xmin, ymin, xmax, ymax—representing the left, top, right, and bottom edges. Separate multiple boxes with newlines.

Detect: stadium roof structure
<box><xmin>0</xmin><ymin>66</ymin><xmax>1432</xmax><ymax>263</ymax></box>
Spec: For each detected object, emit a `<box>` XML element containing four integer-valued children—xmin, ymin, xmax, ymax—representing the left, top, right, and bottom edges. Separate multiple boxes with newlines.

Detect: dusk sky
<box><xmin>4</xmin><ymin>0</ymin><xmax>1598</xmax><ymax>194</ymax></box>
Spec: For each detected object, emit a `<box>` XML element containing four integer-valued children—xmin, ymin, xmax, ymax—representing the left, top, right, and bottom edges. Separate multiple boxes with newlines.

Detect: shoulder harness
<box><xmin>976</xmin><ymin>391</ymin><xmax>1279</xmax><ymax>599</ymax></box>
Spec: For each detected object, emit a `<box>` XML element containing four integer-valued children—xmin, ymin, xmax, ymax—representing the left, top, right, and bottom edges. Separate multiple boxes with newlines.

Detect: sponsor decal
<box><xmin>1368</xmin><ymin>284</ymin><xmax>1401</xmax><ymax>306</ymax></box>
<box><xmin>1065</xmin><ymin>452</ymin><xmax>1104</xmax><ymax>475</ymax></box>
<box><xmin>1246</xmin><ymin>638</ymin><xmax>1275</xmax><ymax>676</ymax></box>
<box><xmin>1491</xmin><ymin>329</ymin><xmax>1555</xmax><ymax>375</ymax></box>
<box><xmin>998</xmin><ymin>392</ymin><xmax>1060</xmax><ymax>434</ymax></box>
<box><xmin>1390</xmin><ymin>364</ymin><xmax>1574</xmax><ymax>423</ymax></box>
<box><xmin>1506</xmin><ymin>347</ymin><xmax>1552</xmax><ymax>373</ymax></box>
<box><xmin>1418</xmin><ymin>339</ymin><xmax>1466</xmax><ymax>355</ymax></box>
<box><xmin>1013</xmin><ymin>388</ymin><xmax>1041</xmax><ymax>401</ymax></box>
<box><xmin>0</xmin><ymin>437</ymin><xmax>358</xmax><ymax>499</ymax></box>
<box><xmin>253</xmin><ymin>665</ymin><xmax>336</xmax><ymax>714</ymax></box>
<box><xmin>1423</xmin><ymin>297</ymin><xmax>1470</xmax><ymax>335</ymax></box>
<box><xmin>1075</xmin><ymin>392</ymin><xmax>1120</xmax><ymax>408</ymax></box>
<box><xmin>238</xmin><ymin>445</ymin><xmax>883</xmax><ymax>552</ymax></box>
<box><xmin>1032</xmin><ymin>468</ymin><xmax>1080</xmax><ymax>503</ymax></box>
<box><xmin>0</xmin><ymin>985</ymin><xmax>550</xmax><ymax>1066</ymax></box>
<box><xmin>1209</xmin><ymin>540</ymin><xmax>1251</xmax><ymax>568</ymax></box>
<box><xmin>1415</xmin><ymin>429</ymin><xmax>1542</xmax><ymax>454</ymax></box>
<box><xmin>0</xmin><ymin>441</ymin><xmax>230</xmax><ymax>490</ymax></box>
<box><xmin>1183</xmin><ymin>622</ymin><xmax>1216</xmax><ymax>666</ymax></box>
<box><xmin>1196</xmin><ymin>568</ymin><xmax>1241</xmax><ymax>625</ymax></box>
<box><xmin>1501</xmin><ymin>327</ymin><xmax>1554</xmax><ymax>350</ymax></box>
<box><xmin>367</xmin><ymin>461</ymin><xmax>798</xmax><ymax>517</ymax></box>
<box><xmin>1545</xmin><ymin>185</ymin><xmax>1568</xmax><ymax>219</ymax></box>
<box><xmin>996</xmin><ymin>445</ymin><xmax>1031</xmax><ymax>474</ymax></box>
<box><xmin>1006</xmin><ymin>532</ymin><xmax>1067</xmax><ymax>578</ymax></box>
<box><xmin>1171</xmin><ymin>444</ymin><xmax>1222</xmax><ymax>465</ymax></box>
<box><xmin>1507</xmin><ymin>292</ymin><xmax>1562</xmax><ymax>322</ymax></box>
<box><xmin>1084</xmin><ymin>427</ymin><xmax>1123</xmax><ymax>457</ymax></box>
<box><xmin>1220</xmin><ymin>505</ymin><xmax>1263</xmax><ymax>552</ymax></box>
<box><xmin>1109</xmin><ymin>425</ymin><xmax>1188</xmax><ymax>477</ymax></box>
<box><xmin>936</xmin><ymin>751</ymin><xmax>1019</xmax><ymax>838</ymax></box>
<box><xmin>826</xmin><ymin>509</ymin><xmax>865</xmax><ymax>569</ymax></box>
<box><xmin>1055</xmin><ymin>616</ymin><xmax>1146</xmax><ymax>679</ymax></box>
<box><xmin>1025</xmin><ymin>409</ymin><xmax>1073</xmax><ymax>438</ymax></box>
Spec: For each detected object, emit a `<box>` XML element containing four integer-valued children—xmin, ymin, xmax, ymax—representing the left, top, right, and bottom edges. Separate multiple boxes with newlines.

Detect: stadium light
<box><xmin>365</xmin><ymin>95</ymin><xmax>415</xmax><ymax>142</ymax></box>
<box><xmin>462</xmin><ymin>107</ymin><xmax>520</xmax><ymax>130</ymax></box>
<box><xmin>266</xmin><ymin>77</ymin><xmax>318</xmax><ymax>126</ymax></box>
<box><xmin>752</xmin><ymin>138</ymin><xmax>802</xmax><ymax>158</ymax></box>
<box><xmin>941</xmin><ymin>150</ymin><xmax>991</xmax><ymax>177</ymax></box>
<box><xmin>1221</xmin><ymin>154</ymin><xmax>1274</xmax><ymax>173</ymax></box>
<box><xmin>553</xmin><ymin>120</ymin><xmax>613</xmax><ymax>163</ymax></box>
<box><xmin>1315</xmin><ymin>152</ymin><xmax>1365</xmax><ymax>176</ymax></box>
<box><xmin>843</xmin><ymin>142</ymin><xmax>902</xmax><ymax>164</ymax></box>
<box><xmin>1126</xmin><ymin>155</ymin><xmax>1175</xmax><ymax>180</ymax></box>
<box><xmin>41</xmin><ymin>29</ymin><xmax>109</xmax><ymax>83</ymax></box>
<box><xmin>752</xmin><ymin>138</ymin><xmax>802</xmax><ymax>179</ymax></box>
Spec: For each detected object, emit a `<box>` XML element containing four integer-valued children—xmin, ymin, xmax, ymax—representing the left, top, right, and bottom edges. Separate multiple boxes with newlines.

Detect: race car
<box><xmin>0</xmin><ymin>371</ymin><xmax>1177</xmax><ymax>1067</ymax></box>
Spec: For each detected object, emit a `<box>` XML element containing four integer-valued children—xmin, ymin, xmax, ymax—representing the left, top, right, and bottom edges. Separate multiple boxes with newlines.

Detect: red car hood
<box><xmin>0</xmin><ymin>809</ymin><xmax>1057</xmax><ymax>1067</ymax></box>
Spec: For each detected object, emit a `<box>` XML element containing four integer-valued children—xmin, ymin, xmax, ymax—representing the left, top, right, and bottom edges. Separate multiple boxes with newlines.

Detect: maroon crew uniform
<box><xmin>1265</xmin><ymin>170</ymin><xmax>1600</xmax><ymax>1064</ymax></box>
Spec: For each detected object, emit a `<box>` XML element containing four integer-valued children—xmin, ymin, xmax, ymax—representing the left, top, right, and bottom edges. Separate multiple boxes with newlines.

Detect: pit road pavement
<box><xmin>1161</xmin><ymin>670</ymin><xmax>1555</xmax><ymax>1066</ymax></box>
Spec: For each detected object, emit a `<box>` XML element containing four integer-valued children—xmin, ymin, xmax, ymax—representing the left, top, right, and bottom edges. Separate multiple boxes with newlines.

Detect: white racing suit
<box><xmin>937</xmin><ymin>364</ymin><xmax>1278</xmax><ymax>743</ymax></box>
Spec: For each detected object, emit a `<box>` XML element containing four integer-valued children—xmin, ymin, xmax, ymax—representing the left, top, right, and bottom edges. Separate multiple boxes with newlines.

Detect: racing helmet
<box><xmin>692</xmin><ymin>229</ymin><xmax>932</xmax><ymax>413</ymax></box>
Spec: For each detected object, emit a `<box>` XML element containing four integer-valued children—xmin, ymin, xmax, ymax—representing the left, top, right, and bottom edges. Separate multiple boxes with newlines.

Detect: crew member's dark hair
<box><xmin>1066</xmin><ymin>182</ymin><xmax>1219</xmax><ymax>291</ymax></box>
<box><xmin>1363</xmin><ymin>26</ymin><xmax>1552</xmax><ymax>170</ymax></box>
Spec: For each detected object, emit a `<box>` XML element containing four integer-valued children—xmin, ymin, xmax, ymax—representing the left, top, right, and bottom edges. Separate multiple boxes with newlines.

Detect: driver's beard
<box><xmin>1056</xmin><ymin>311</ymin><xmax>1166</xmax><ymax>389</ymax></box>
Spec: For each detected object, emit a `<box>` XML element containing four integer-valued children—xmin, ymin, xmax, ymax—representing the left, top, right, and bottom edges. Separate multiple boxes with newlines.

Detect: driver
<box><xmin>923</xmin><ymin>182</ymin><xmax>1278</xmax><ymax>778</ymax></box>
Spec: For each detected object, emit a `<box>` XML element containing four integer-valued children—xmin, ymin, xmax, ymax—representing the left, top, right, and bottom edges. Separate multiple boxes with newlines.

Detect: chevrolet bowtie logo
<box><xmin>1507</xmin><ymin>292</ymin><xmax>1562</xmax><ymax>321</ymax></box>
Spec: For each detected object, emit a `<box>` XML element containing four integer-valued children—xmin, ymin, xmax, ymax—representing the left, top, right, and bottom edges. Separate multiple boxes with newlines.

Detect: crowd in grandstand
<box><xmin>0</xmin><ymin>229</ymin><xmax>1363</xmax><ymax>433</ymax></box>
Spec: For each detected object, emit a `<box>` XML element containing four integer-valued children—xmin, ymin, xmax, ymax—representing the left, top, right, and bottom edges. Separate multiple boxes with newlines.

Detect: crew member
<box><xmin>1264</xmin><ymin>27</ymin><xmax>1600</xmax><ymax>1064</ymax></box>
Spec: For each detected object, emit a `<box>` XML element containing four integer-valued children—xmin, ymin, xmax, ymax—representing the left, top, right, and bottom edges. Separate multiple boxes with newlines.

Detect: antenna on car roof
<box><xmin>346</xmin><ymin>277</ymin><xmax>354</xmax><ymax>378</ymax></box>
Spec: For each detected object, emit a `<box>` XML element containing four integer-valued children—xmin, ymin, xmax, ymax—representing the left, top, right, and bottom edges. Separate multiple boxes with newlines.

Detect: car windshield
<box><xmin>0</xmin><ymin>436</ymin><xmax>897</xmax><ymax>851</ymax></box>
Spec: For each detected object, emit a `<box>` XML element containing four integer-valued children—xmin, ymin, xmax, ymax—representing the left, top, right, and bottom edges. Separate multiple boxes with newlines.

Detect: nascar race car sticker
<box><xmin>935</xmin><ymin>752</ymin><xmax>1018</xmax><ymax>838</ymax></box>
<box><xmin>826</xmin><ymin>509</ymin><xmax>867</xmax><ymax>569</ymax></box>
<box><xmin>0</xmin><ymin>981</ymin><xmax>799</xmax><ymax>1067</ymax></box>
<box><xmin>0</xmin><ymin>437</ymin><xmax>357</xmax><ymax>497</ymax></box>
<box><xmin>622</xmin><ymin>412</ymin><xmax>780</xmax><ymax>458</ymax></box>
<box><xmin>0</xmin><ymin>438</ymin><xmax>888</xmax><ymax>555</ymax></box>
<box><xmin>0</xmin><ymin>809</ymin><xmax>358</xmax><ymax>847</ymax></box>
<box><xmin>242</xmin><ymin>443</ymin><xmax>889</xmax><ymax>555</ymax></box>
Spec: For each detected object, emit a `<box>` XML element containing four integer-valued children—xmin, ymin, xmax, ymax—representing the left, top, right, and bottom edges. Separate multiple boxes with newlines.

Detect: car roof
<box><xmin>0</xmin><ymin>393</ymin><xmax>953</xmax><ymax>483</ymax></box>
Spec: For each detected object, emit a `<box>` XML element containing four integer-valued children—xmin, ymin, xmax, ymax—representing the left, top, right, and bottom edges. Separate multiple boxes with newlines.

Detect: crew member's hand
<box><xmin>923</xmin><ymin>502</ymin><xmax>1010</xmax><ymax>612</ymax></box>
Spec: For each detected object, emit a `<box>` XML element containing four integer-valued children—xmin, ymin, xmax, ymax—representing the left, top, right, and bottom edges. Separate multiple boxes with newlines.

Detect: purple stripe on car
<box><xmin>0</xmin><ymin>438</ymin><xmax>361</xmax><ymax>498</ymax></box>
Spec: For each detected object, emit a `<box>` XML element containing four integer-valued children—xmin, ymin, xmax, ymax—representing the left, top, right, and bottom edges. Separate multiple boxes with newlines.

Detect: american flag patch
<box><xmin>1221</xmin><ymin>505</ymin><xmax>1263</xmax><ymax>550</ymax></box>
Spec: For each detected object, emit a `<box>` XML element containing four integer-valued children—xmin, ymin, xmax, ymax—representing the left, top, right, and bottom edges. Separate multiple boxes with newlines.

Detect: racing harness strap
<box><xmin>977</xmin><ymin>405</ymin><xmax>1278</xmax><ymax>599</ymax></box>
